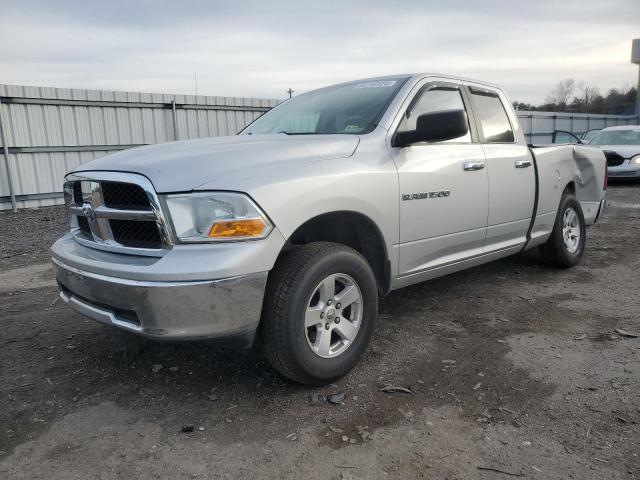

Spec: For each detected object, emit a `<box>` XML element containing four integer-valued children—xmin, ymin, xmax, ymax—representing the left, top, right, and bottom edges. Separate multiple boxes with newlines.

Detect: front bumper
<box><xmin>51</xmin><ymin>228</ymin><xmax>286</xmax><ymax>343</ymax></box>
<box><xmin>608</xmin><ymin>161</ymin><xmax>640</xmax><ymax>179</ymax></box>
<box><xmin>53</xmin><ymin>257</ymin><xmax>268</xmax><ymax>342</ymax></box>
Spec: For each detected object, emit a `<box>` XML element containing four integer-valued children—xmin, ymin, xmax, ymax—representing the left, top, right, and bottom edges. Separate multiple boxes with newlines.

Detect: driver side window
<box><xmin>397</xmin><ymin>87</ymin><xmax>472</xmax><ymax>143</ymax></box>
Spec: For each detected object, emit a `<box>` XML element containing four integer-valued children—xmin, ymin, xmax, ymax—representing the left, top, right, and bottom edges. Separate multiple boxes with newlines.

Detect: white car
<box><xmin>589</xmin><ymin>126</ymin><xmax>640</xmax><ymax>179</ymax></box>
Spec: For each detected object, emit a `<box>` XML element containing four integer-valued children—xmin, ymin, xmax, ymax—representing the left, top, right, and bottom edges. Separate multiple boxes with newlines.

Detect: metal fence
<box><xmin>1</xmin><ymin>83</ymin><xmax>639</xmax><ymax>211</ymax></box>
<box><xmin>517</xmin><ymin>110</ymin><xmax>639</xmax><ymax>144</ymax></box>
<box><xmin>0</xmin><ymin>84</ymin><xmax>279</xmax><ymax>211</ymax></box>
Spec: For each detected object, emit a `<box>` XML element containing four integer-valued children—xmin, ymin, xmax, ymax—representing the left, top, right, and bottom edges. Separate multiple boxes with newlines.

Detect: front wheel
<box><xmin>260</xmin><ymin>242</ymin><xmax>378</xmax><ymax>386</ymax></box>
<box><xmin>539</xmin><ymin>193</ymin><xmax>586</xmax><ymax>268</ymax></box>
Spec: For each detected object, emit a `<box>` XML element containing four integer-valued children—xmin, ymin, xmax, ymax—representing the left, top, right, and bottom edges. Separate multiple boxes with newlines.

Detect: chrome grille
<box><xmin>64</xmin><ymin>172</ymin><xmax>172</xmax><ymax>256</ymax></box>
<box><xmin>101</xmin><ymin>182</ymin><xmax>151</xmax><ymax>210</ymax></box>
<box><xmin>109</xmin><ymin>219</ymin><xmax>162</xmax><ymax>248</ymax></box>
<box><xmin>77</xmin><ymin>215</ymin><xmax>92</xmax><ymax>238</ymax></box>
<box><xmin>72</xmin><ymin>181</ymin><xmax>83</xmax><ymax>205</ymax></box>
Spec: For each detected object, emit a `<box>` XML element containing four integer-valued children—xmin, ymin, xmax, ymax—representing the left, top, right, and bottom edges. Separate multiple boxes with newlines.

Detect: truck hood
<box><xmin>73</xmin><ymin>134</ymin><xmax>360</xmax><ymax>192</ymax></box>
<box><xmin>592</xmin><ymin>145</ymin><xmax>640</xmax><ymax>159</ymax></box>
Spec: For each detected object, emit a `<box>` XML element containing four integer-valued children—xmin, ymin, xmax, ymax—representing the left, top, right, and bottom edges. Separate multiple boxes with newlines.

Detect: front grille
<box><xmin>604</xmin><ymin>150</ymin><xmax>625</xmax><ymax>167</ymax></box>
<box><xmin>65</xmin><ymin>173</ymin><xmax>170</xmax><ymax>254</ymax></box>
<box><xmin>109</xmin><ymin>219</ymin><xmax>162</xmax><ymax>248</ymax></box>
<box><xmin>77</xmin><ymin>215</ymin><xmax>92</xmax><ymax>237</ymax></box>
<box><xmin>101</xmin><ymin>182</ymin><xmax>151</xmax><ymax>210</ymax></box>
<box><xmin>72</xmin><ymin>182</ymin><xmax>83</xmax><ymax>205</ymax></box>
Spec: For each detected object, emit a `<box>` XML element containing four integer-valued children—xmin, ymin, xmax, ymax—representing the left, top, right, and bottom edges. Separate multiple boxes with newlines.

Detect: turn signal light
<box><xmin>208</xmin><ymin>218</ymin><xmax>267</xmax><ymax>238</ymax></box>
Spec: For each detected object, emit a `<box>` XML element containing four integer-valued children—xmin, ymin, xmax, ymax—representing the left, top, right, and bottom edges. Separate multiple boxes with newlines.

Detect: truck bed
<box><xmin>525</xmin><ymin>144</ymin><xmax>606</xmax><ymax>250</ymax></box>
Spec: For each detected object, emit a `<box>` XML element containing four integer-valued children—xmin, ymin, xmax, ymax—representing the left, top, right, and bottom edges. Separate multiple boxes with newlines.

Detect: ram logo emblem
<box><xmin>82</xmin><ymin>202</ymin><xmax>96</xmax><ymax>223</ymax></box>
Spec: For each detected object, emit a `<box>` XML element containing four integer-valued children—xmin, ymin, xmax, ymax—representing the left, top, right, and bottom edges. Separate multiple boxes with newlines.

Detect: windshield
<box><xmin>241</xmin><ymin>78</ymin><xmax>408</xmax><ymax>135</ymax></box>
<box><xmin>581</xmin><ymin>129</ymin><xmax>601</xmax><ymax>143</ymax></box>
<box><xmin>589</xmin><ymin>129</ymin><xmax>640</xmax><ymax>146</ymax></box>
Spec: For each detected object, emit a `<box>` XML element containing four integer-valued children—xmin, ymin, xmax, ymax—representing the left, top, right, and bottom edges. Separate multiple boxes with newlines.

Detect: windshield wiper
<box><xmin>277</xmin><ymin>131</ymin><xmax>319</xmax><ymax>135</ymax></box>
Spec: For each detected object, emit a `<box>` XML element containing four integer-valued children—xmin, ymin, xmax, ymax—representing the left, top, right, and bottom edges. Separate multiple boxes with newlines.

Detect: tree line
<box><xmin>513</xmin><ymin>79</ymin><xmax>637</xmax><ymax>114</ymax></box>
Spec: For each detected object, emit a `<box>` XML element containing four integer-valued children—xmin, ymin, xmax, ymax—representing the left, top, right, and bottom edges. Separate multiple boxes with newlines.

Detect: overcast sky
<box><xmin>1</xmin><ymin>0</ymin><xmax>639</xmax><ymax>104</ymax></box>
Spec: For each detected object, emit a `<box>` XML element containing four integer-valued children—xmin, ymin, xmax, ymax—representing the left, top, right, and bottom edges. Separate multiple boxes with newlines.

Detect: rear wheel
<box><xmin>539</xmin><ymin>193</ymin><xmax>586</xmax><ymax>268</ymax></box>
<box><xmin>260</xmin><ymin>242</ymin><xmax>378</xmax><ymax>386</ymax></box>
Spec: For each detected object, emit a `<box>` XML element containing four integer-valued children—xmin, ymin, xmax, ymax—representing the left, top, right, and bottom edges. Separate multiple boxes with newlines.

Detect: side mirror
<box><xmin>393</xmin><ymin>109</ymin><xmax>468</xmax><ymax>147</ymax></box>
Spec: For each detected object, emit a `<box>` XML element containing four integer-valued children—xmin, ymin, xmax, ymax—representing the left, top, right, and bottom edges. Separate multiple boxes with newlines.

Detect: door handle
<box><xmin>463</xmin><ymin>161</ymin><xmax>485</xmax><ymax>171</ymax></box>
<box><xmin>515</xmin><ymin>159</ymin><xmax>532</xmax><ymax>168</ymax></box>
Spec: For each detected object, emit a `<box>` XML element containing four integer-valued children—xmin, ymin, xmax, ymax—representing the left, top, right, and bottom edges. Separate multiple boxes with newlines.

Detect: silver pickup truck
<box><xmin>52</xmin><ymin>74</ymin><xmax>607</xmax><ymax>385</ymax></box>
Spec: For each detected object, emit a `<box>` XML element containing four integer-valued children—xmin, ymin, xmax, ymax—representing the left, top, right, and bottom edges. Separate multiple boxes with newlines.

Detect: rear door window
<box><xmin>471</xmin><ymin>91</ymin><xmax>515</xmax><ymax>143</ymax></box>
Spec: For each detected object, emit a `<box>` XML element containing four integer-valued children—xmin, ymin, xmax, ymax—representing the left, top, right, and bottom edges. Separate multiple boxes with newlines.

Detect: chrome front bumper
<box><xmin>608</xmin><ymin>162</ymin><xmax>640</xmax><ymax>178</ymax></box>
<box><xmin>53</xmin><ymin>257</ymin><xmax>268</xmax><ymax>343</ymax></box>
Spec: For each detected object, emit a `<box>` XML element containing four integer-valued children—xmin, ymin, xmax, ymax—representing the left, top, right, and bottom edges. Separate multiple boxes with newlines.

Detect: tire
<box><xmin>260</xmin><ymin>242</ymin><xmax>378</xmax><ymax>386</ymax></box>
<box><xmin>539</xmin><ymin>193</ymin><xmax>586</xmax><ymax>268</ymax></box>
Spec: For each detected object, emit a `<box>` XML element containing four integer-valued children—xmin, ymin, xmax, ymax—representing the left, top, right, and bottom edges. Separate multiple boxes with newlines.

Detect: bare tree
<box><xmin>577</xmin><ymin>82</ymin><xmax>601</xmax><ymax>110</ymax></box>
<box><xmin>515</xmin><ymin>83</ymin><xmax>635</xmax><ymax>114</ymax></box>
<box><xmin>546</xmin><ymin>79</ymin><xmax>576</xmax><ymax>110</ymax></box>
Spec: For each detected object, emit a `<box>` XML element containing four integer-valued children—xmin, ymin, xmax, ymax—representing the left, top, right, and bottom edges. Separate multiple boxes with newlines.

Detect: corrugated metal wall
<box><xmin>517</xmin><ymin>110</ymin><xmax>639</xmax><ymax>144</ymax></box>
<box><xmin>0</xmin><ymin>84</ymin><xmax>280</xmax><ymax>210</ymax></box>
<box><xmin>1</xmin><ymin>83</ymin><xmax>638</xmax><ymax>211</ymax></box>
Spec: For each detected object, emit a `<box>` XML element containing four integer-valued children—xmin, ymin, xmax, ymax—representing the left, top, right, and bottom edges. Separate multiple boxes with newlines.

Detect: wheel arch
<box><xmin>275</xmin><ymin>210</ymin><xmax>392</xmax><ymax>296</ymax></box>
<box><xmin>563</xmin><ymin>181</ymin><xmax>576</xmax><ymax>196</ymax></box>
<box><xmin>548</xmin><ymin>180</ymin><xmax>578</xmax><ymax>233</ymax></box>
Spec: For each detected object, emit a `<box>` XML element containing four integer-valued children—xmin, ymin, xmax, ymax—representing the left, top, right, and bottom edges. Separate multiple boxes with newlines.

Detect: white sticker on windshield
<box><xmin>354</xmin><ymin>80</ymin><xmax>397</xmax><ymax>89</ymax></box>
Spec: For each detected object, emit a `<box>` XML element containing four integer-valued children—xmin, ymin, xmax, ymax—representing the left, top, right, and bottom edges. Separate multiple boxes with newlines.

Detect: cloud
<box><xmin>1</xmin><ymin>0</ymin><xmax>639</xmax><ymax>104</ymax></box>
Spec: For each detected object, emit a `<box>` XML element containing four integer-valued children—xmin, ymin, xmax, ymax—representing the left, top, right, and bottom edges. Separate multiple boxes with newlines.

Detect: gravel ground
<box><xmin>0</xmin><ymin>206</ymin><xmax>67</xmax><ymax>270</ymax></box>
<box><xmin>0</xmin><ymin>184</ymin><xmax>639</xmax><ymax>479</ymax></box>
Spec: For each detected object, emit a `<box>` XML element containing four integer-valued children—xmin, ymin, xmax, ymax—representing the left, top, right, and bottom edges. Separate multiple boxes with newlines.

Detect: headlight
<box><xmin>631</xmin><ymin>155</ymin><xmax>640</xmax><ymax>165</ymax></box>
<box><xmin>163</xmin><ymin>192</ymin><xmax>272</xmax><ymax>242</ymax></box>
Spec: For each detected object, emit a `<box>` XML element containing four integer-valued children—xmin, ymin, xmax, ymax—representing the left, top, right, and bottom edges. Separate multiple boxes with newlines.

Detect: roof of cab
<box><xmin>358</xmin><ymin>73</ymin><xmax>503</xmax><ymax>90</ymax></box>
<box><xmin>411</xmin><ymin>73</ymin><xmax>502</xmax><ymax>89</ymax></box>
<box><xmin>328</xmin><ymin>73</ymin><xmax>502</xmax><ymax>91</ymax></box>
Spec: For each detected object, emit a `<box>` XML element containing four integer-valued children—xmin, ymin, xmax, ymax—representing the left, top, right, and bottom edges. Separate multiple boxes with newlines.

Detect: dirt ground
<box><xmin>1</xmin><ymin>184</ymin><xmax>638</xmax><ymax>480</ymax></box>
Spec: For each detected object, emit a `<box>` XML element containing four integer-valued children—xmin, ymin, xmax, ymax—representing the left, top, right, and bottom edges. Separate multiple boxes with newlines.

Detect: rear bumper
<box><xmin>53</xmin><ymin>256</ymin><xmax>268</xmax><ymax>342</ymax></box>
<box><xmin>594</xmin><ymin>197</ymin><xmax>606</xmax><ymax>223</ymax></box>
<box><xmin>581</xmin><ymin>199</ymin><xmax>606</xmax><ymax>225</ymax></box>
